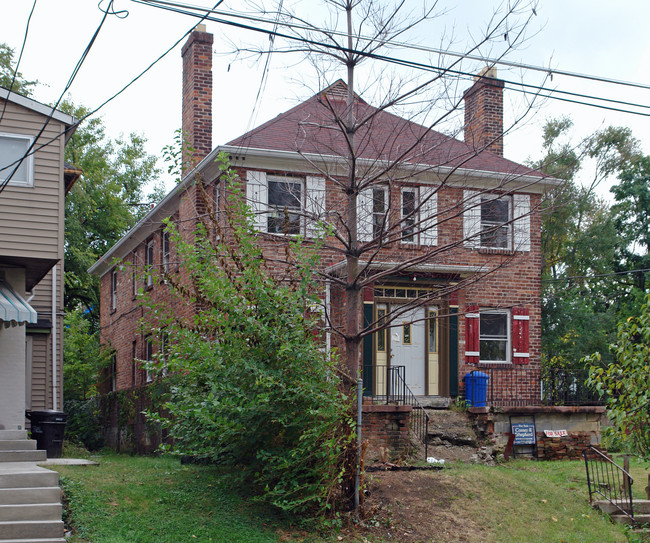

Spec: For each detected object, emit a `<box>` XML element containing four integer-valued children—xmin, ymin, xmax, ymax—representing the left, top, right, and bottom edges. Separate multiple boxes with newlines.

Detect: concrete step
<box><xmin>610</xmin><ymin>513</ymin><xmax>650</xmax><ymax>526</ymax></box>
<box><xmin>0</xmin><ymin>520</ymin><xmax>64</xmax><ymax>539</ymax></box>
<box><xmin>594</xmin><ymin>499</ymin><xmax>650</xmax><ymax>515</ymax></box>
<box><xmin>0</xmin><ymin>503</ymin><xmax>62</xmax><ymax>522</ymax></box>
<box><xmin>0</xmin><ymin>469</ymin><xmax>59</xmax><ymax>490</ymax></box>
<box><xmin>0</xmin><ymin>432</ymin><xmax>28</xmax><ymax>441</ymax></box>
<box><xmin>0</xmin><ymin>487</ymin><xmax>60</xmax><ymax>505</ymax></box>
<box><xmin>0</xmin><ymin>450</ymin><xmax>46</xmax><ymax>463</ymax></box>
<box><xmin>426</xmin><ymin>410</ymin><xmax>479</xmax><ymax>447</ymax></box>
<box><xmin>0</xmin><ymin>440</ymin><xmax>37</xmax><ymax>451</ymax></box>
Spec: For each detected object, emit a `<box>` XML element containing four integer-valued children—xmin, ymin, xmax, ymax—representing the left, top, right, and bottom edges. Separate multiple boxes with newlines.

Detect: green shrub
<box><xmin>145</xmin><ymin>154</ymin><xmax>355</xmax><ymax>524</ymax></box>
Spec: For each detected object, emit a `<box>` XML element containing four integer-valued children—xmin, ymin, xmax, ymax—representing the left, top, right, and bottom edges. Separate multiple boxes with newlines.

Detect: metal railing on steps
<box><xmin>363</xmin><ymin>365</ymin><xmax>429</xmax><ymax>458</ymax></box>
<box><xmin>583</xmin><ymin>446</ymin><xmax>634</xmax><ymax>521</ymax></box>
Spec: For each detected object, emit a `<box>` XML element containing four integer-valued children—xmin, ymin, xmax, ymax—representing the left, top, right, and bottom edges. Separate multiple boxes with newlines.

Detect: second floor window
<box><xmin>267</xmin><ymin>177</ymin><xmax>302</xmax><ymax>234</ymax></box>
<box><xmin>480</xmin><ymin>196</ymin><xmax>511</xmax><ymax>248</ymax></box>
<box><xmin>0</xmin><ymin>133</ymin><xmax>33</xmax><ymax>187</ymax></box>
<box><xmin>162</xmin><ymin>230</ymin><xmax>170</xmax><ymax>272</ymax></box>
<box><xmin>111</xmin><ymin>269</ymin><xmax>117</xmax><ymax>310</ymax></box>
<box><xmin>246</xmin><ymin>171</ymin><xmax>326</xmax><ymax>237</ymax></box>
<box><xmin>145</xmin><ymin>238</ymin><xmax>154</xmax><ymax>287</ymax></box>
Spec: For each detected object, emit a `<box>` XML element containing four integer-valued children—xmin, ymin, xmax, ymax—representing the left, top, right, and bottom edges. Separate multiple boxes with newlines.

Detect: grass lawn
<box><xmin>54</xmin><ymin>451</ymin><xmax>649</xmax><ymax>543</ymax></box>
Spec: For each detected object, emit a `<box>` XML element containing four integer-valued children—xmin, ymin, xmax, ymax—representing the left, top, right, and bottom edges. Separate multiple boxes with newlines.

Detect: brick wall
<box><xmin>463</xmin><ymin>69</ymin><xmax>504</xmax><ymax>156</ymax></box>
<box><xmin>362</xmin><ymin>404</ymin><xmax>412</xmax><ymax>461</ymax></box>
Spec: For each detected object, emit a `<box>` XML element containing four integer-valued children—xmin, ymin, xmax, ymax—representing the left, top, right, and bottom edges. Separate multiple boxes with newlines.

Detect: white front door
<box><xmin>391</xmin><ymin>307</ymin><xmax>426</xmax><ymax>395</ymax></box>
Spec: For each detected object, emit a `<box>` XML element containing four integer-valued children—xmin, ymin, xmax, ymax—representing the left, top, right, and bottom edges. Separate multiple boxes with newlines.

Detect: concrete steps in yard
<box><xmin>0</xmin><ymin>432</ymin><xmax>65</xmax><ymax>543</ymax></box>
<box><xmin>594</xmin><ymin>499</ymin><xmax>650</xmax><ymax>534</ymax></box>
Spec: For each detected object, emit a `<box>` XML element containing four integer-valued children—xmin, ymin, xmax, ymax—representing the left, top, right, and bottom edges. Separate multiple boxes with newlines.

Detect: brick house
<box><xmin>90</xmin><ymin>26</ymin><xmax>556</xmax><ymax>410</ymax></box>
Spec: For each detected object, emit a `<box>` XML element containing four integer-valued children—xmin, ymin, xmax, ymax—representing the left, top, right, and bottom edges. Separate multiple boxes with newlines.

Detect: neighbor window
<box><xmin>372</xmin><ymin>188</ymin><xmax>388</xmax><ymax>238</ymax></box>
<box><xmin>145</xmin><ymin>238</ymin><xmax>154</xmax><ymax>287</ymax></box>
<box><xmin>480</xmin><ymin>196</ymin><xmax>511</xmax><ymax>248</ymax></box>
<box><xmin>145</xmin><ymin>336</ymin><xmax>154</xmax><ymax>383</ymax></box>
<box><xmin>110</xmin><ymin>354</ymin><xmax>117</xmax><ymax>392</ymax></box>
<box><xmin>479</xmin><ymin>310</ymin><xmax>509</xmax><ymax>363</ymax></box>
<box><xmin>0</xmin><ymin>133</ymin><xmax>33</xmax><ymax>187</ymax></box>
<box><xmin>267</xmin><ymin>176</ymin><xmax>303</xmax><ymax>234</ymax></box>
<box><xmin>111</xmin><ymin>269</ymin><xmax>117</xmax><ymax>311</ymax></box>
<box><xmin>162</xmin><ymin>230</ymin><xmax>170</xmax><ymax>272</ymax></box>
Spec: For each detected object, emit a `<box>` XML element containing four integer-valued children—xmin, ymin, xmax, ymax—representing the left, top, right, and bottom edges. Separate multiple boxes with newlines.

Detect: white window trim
<box><xmin>111</xmin><ymin>269</ymin><xmax>117</xmax><ymax>311</ymax></box>
<box><xmin>401</xmin><ymin>187</ymin><xmax>418</xmax><ymax>244</ymax></box>
<box><xmin>246</xmin><ymin>171</ymin><xmax>325</xmax><ymax>238</ymax></box>
<box><xmin>463</xmin><ymin>190</ymin><xmax>530</xmax><ymax>252</ymax></box>
<box><xmin>478</xmin><ymin>309</ymin><xmax>511</xmax><ymax>364</ymax></box>
<box><xmin>0</xmin><ymin>132</ymin><xmax>34</xmax><ymax>187</ymax></box>
<box><xmin>358</xmin><ymin>186</ymin><xmax>389</xmax><ymax>242</ymax></box>
<box><xmin>145</xmin><ymin>238</ymin><xmax>154</xmax><ymax>288</ymax></box>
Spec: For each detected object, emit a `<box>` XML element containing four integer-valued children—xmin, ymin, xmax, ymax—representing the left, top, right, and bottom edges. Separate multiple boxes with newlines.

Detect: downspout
<box><xmin>325</xmin><ymin>279</ymin><xmax>331</xmax><ymax>357</ymax></box>
<box><xmin>52</xmin><ymin>264</ymin><xmax>57</xmax><ymax>411</ymax></box>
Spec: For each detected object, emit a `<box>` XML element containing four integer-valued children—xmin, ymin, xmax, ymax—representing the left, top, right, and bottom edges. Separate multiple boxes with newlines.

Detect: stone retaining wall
<box><xmin>469</xmin><ymin>405</ymin><xmax>606</xmax><ymax>460</ymax></box>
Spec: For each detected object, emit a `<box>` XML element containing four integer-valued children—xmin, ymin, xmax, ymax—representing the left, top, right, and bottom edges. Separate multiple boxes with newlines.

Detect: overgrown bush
<box><xmin>145</xmin><ymin>154</ymin><xmax>355</xmax><ymax>524</ymax></box>
<box><xmin>586</xmin><ymin>294</ymin><xmax>650</xmax><ymax>460</ymax></box>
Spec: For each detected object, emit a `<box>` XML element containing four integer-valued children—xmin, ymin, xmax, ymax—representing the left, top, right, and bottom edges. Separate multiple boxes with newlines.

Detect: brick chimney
<box><xmin>181</xmin><ymin>24</ymin><xmax>213</xmax><ymax>174</ymax></box>
<box><xmin>463</xmin><ymin>67</ymin><xmax>504</xmax><ymax>156</ymax></box>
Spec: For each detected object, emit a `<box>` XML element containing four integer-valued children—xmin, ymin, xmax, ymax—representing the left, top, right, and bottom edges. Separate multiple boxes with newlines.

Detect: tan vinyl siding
<box><xmin>28</xmin><ymin>265</ymin><xmax>64</xmax><ymax>409</ymax></box>
<box><xmin>29</xmin><ymin>333</ymin><xmax>49</xmax><ymax>410</ymax></box>
<box><xmin>0</xmin><ymin>100</ymin><xmax>65</xmax><ymax>261</ymax></box>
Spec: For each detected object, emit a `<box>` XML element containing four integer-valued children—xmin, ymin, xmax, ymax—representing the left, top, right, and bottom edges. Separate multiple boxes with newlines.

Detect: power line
<box><xmin>0</xmin><ymin>0</ymin><xmax>225</xmax><ymax>191</ymax></box>
<box><xmin>0</xmin><ymin>0</ymin><xmax>38</xmax><ymax>125</ymax></box>
<box><xmin>542</xmin><ymin>267</ymin><xmax>650</xmax><ymax>283</ymax></box>
<box><xmin>0</xmin><ymin>0</ymin><xmax>124</xmax><ymax>195</ymax></box>
<box><xmin>136</xmin><ymin>0</ymin><xmax>650</xmax><ymax>93</ymax></box>
<box><xmin>132</xmin><ymin>0</ymin><xmax>650</xmax><ymax>118</ymax></box>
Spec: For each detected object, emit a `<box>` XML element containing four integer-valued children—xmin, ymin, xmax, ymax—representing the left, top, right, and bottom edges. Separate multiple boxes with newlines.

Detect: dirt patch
<box><xmin>354</xmin><ymin>469</ymin><xmax>489</xmax><ymax>543</ymax></box>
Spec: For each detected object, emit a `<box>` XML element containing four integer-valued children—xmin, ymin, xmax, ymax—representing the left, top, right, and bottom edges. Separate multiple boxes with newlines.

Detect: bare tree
<box><xmin>226</xmin><ymin>0</ymin><xmax>549</xmax><ymax>380</ymax></box>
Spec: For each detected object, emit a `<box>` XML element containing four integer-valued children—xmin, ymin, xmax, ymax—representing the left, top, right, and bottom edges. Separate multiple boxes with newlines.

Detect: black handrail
<box><xmin>583</xmin><ymin>446</ymin><xmax>634</xmax><ymax>521</ymax></box>
<box><xmin>363</xmin><ymin>365</ymin><xmax>429</xmax><ymax>458</ymax></box>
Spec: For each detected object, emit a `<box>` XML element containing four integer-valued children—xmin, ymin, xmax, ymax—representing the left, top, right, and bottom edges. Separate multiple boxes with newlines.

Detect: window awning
<box><xmin>0</xmin><ymin>281</ymin><xmax>37</xmax><ymax>325</ymax></box>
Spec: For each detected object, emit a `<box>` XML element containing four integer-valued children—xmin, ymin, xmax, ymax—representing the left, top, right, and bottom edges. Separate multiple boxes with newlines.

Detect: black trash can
<box><xmin>26</xmin><ymin>410</ymin><xmax>67</xmax><ymax>458</ymax></box>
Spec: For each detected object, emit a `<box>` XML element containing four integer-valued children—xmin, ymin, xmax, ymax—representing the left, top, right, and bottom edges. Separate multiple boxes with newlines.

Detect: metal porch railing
<box><xmin>583</xmin><ymin>446</ymin><xmax>634</xmax><ymax>521</ymax></box>
<box><xmin>363</xmin><ymin>365</ymin><xmax>430</xmax><ymax>458</ymax></box>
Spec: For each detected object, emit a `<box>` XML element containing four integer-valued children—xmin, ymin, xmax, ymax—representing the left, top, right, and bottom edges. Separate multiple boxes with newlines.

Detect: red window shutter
<box><xmin>512</xmin><ymin>307</ymin><xmax>530</xmax><ymax>364</ymax></box>
<box><xmin>465</xmin><ymin>304</ymin><xmax>480</xmax><ymax>364</ymax></box>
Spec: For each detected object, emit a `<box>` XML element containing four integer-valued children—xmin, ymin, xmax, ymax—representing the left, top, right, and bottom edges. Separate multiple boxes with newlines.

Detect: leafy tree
<box><xmin>61</xmin><ymin>101</ymin><xmax>162</xmax><ymax>323</ymax></box>
<box><xmin>611</xmin><ymin>155</ymin><xmax>650</xmax><ymax>298</ymax></box>
<box><xmin>532</xmin><ymin>117</ymin><xmax>641</xmax><ymax>368</ymax></box>
<box><xmin>146</xmin><ymin>155</ymin><xmax>354</xmax><ymax>522</ymax></box>
<box><xmin>0</xmin><ymin>43</ymin><xmax>37</xmax><ymax>95</ymax></box>
<box><xmin>586</xmin><ymin>295</ymin><xmax>650</xmax><ymax>460</ymax></box>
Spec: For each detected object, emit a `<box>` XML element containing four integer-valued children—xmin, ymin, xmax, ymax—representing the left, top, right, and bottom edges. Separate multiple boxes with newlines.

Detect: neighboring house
<box><xmin>90</xmin><ymin>26</ymin><xmax>556</xmax><ymax>410</ymax></box>
<box><xmin>0</xmin><ymin>86</ymin><xmax>78</xmax><ymax>431</ymax></box>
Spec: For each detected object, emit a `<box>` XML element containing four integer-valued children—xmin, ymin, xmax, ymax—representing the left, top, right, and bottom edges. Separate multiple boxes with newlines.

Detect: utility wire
<box><xmin>0</xmin><ymin>0</ymin><xmax>224</xmax><ymax>191</ymax></box>
<box><xmin>136</xmin><ymin>0</ymin><xmax>650</xmax><ymax>93</ymax></box>
<box><xmin>0</xmin><ymin>0</ymin><xmax>38</xmax><ymax>125</ymax></box>
<box><xmin>0</xmin><ymin>0</ymin><xmax>124</xmax><ymax>195</ymax></box>
<box><xmin>542</xmin><ymin>267</ymin><xmax>650</xmax><ymax>283</ymax></box>
<box><xmin>132</xmin><ymin>0</ymin><xmax>650</xmax><ymax>117</ymax></box>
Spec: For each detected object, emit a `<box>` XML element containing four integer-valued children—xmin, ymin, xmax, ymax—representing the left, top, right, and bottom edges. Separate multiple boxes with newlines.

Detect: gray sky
<box><xmin>2</xmin><ymin>0</ymin><xmax>649</xmax><ymax>194</ymax></box>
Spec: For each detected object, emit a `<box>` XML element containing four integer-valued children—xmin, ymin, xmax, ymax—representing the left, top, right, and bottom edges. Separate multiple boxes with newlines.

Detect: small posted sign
<box><xmin>512</xmin><ymin>423</ymin><xmax>536</xmax><ymax>445</ymax></box>
<box><xmin>544</xmin><ymin>429</ymin><xmax>568</xmax><ymax>438</ymax></box>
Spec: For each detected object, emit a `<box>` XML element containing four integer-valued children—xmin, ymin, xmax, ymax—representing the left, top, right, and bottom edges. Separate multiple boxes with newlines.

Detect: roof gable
<box><xmin>228</xmin><ymin>80</ymin><xmax>540</xmax><ymax>177</ymax></box>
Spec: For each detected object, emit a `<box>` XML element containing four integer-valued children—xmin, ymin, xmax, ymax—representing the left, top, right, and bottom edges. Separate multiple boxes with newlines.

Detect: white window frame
<box><xmin>480</xmin><ymin>194</ymin><xmax>512</xmax><ymax>249</ymax></box>
<box><xmin>145</xmin><ymin>336</ymin><xmax>154</xmax><ymax>383</ymax></box>
<box><xmin>401</xmin><ymin>188</ymin><xmax>417</xmax><ymax>244</ymax></box>
<box><xmin>358</xmin><ymin>186</ymin><xmax>388</xmax><ymax>242</ymax></box>
<box><xmin>266</xmin><ymin>175</ymin><xmax>304</xmax><ymax>235</ymax></box>
<box><xmin>145</xmin><ymin>238</ymin><xmax>154</xmax><ymax>288</ymax></box>
<box><xmin>111</xmin><ymin>269</ymin><xmax>117</xmax><ymax>311</ymax></box>
<box><xmin>463</xmin><ymin>191</ymin><xmax>530</xmax><ymax>251</ymax></box>
<box><xmin>246</xmin><ymin>171</ymin><xmax>326</xmax><ymax>237</ymax></box>
<box><xmin>162</xmin><ymin>230</ymin><xmax>171</xmax><ymax>272</ymax></box>
<box><xmin>478</xmin><ymin>309</ymin><xmax>510</xmax><ymax>364</ymax></box>
<box><xmin>0</xmin><ymin>132</ymin><xmax>34</xmax><ymax>187</ymax></box>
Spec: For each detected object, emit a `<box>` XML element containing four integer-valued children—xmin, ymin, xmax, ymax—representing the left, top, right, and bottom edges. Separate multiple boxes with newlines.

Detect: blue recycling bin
<box><xmin>464</xmin><ymin>371</ymin><xmax>489</xmax><ymax>407</ymax></box>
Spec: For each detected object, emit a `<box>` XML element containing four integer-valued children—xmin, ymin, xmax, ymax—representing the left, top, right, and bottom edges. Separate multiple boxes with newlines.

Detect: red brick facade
<box><xmin>92</xmin><ymin>28</ymin><xmax>553</xmax><ymax>412</ymax></box>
